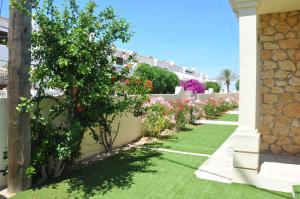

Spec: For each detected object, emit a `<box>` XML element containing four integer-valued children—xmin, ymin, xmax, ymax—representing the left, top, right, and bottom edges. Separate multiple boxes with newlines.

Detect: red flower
<box><xmin>144</xmin><ymin>80</ymin><xmax>153</xmax><ymax>90</ymax></box>
<box><xmin>179</xmin><ymin>104</ymin><xmax>184</xmax><ymax>111</ymax></box>
<box><xmin>111</xmin><ymin>76</ymin><xmax>116</xmax><ymax>83</ymax></box>
<box><xmin>76</xmin><ymin>105</ymin><xmax>84</xmax><ymax>113</ymax></box>
<box><xmin>125</xmin><ymin>79</ymin><xmax>130</xmax><ymax>85</ymax></box>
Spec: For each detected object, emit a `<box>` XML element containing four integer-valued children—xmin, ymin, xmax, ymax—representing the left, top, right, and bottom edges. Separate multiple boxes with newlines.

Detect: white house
<box><xmin>0</xmin><ymin>17</ymin><xmax>8</xmax><ymax>68</ymax></box>
<box><xmin>114</xmin><ymin>48</ymin><xmax>209</xmax><ymax>82</ymax></box>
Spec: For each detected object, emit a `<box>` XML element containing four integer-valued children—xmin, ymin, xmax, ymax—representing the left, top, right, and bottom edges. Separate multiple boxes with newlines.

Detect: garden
<box><xmin>11</xmin><ymin>123</ymin><xmax>292</xmax><ymax>199</ymax></box>
<box><xmin>1</xmin><ymin>0</ymin><xmax>294</xmax><ymax>198</ymax></box>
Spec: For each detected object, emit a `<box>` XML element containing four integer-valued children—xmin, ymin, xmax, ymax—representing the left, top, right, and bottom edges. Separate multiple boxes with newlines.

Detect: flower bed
<box><xmin>141</xmin><ymin>96</ymin><xmax>239</xmax><ymax>137</ymax></box>
<box><xmin>201</xmin><ymin>97</ymin><xmax>238</xmax><ymax>119</ymax></box>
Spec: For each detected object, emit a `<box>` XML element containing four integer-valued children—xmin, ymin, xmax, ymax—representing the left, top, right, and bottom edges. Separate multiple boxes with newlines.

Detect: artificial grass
<box><xmin>12</xmin><ymin>124</ymin><xmax>290</xmax><ymax>199</ymax></box>
<box><xmin>294</xmin><ymin>185</ymin><xmax>300</xmax><ymax>199</ymax></box>
<box><xmin>146</xmin><ymin>124</ymin><xmax>238</xmax><ymax>155</ymax></box>
<box><xmin>214</xmin><ymin>114</ymin><xmax>239</xmax><ymax>122</ymax></box>
<box><xmin>12</xmin><ymin>149</ymin><xmax>291</xmax><ymax>199</ymax></box>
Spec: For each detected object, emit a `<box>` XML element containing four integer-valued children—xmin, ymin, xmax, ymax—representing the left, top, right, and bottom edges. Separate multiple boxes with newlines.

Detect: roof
<box><xmin>229</xmin><ymin>0</ymin><xmax>300</xmax><ymax>16</ymax></box>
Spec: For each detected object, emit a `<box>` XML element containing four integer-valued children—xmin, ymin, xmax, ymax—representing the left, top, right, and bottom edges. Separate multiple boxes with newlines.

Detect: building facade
<box><xmin>0</xmin><ymin>17</ymin><xmax>8</xmax><ymax>90</ymax></box>
<box><xmin>114</xmin><ymin>49</ymin><xmax>209</xmax><ymax>82</ymax></box>
<box><xmin>229</xmin><ymin>0</ymin><xmax>300</xmax><ymax>192</ymax></box>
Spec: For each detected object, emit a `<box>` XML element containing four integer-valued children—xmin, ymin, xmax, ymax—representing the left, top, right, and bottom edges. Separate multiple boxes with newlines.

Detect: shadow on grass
<box><xmin>65</xmin><ymin>149</ymin><xmax>161</xmax><ymax>198</ymax></box>
<box><xmin>31</xmin><ymin>149</ymin><xmax>162</xmax><ymax>198</ymax></box>
<box><xmin>179</xmin><ymin>126</ymin><xmax>194</xmax><ymax>132</ymax></box>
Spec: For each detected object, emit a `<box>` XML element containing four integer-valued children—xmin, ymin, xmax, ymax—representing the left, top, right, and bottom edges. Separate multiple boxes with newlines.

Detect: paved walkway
<box><xmin>194</xmin><ymin>118</ymin><xmax>300</xmax><ymax>193</ymax></box>
<box><xmin>226</xmin><ymin>110</ymin><xmax>239</xmax><ymax>115</ymax></box>
<box><xmin>139</xmin><ymin>146</ymin><xmax>211</xmax><ymax>158</ymax></box>
<box><xmin>194</xmin><ymin>129</ymin><xmax>237</xmax><ymax>184</ymax></box>
<box><xmin>195</xmin><ymin>120</ymin><xmax>238</xmax><ymax>126</ymax></box>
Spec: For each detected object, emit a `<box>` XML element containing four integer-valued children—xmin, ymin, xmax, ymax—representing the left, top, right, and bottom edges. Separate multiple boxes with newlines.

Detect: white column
<box><xmin>232</xmin><ymin>0</ymin><xmax>261</xmax><ymax>184</ymax></box>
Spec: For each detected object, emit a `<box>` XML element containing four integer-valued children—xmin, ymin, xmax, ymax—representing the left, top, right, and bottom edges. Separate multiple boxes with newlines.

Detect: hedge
<box><xmin>134</xmin><ymin>63</ymin><xmax>179</xmax><ymax>94</ymax></box>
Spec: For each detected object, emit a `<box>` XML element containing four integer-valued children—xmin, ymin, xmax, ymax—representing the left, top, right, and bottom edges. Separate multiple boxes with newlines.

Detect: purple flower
<box><xmin>180</xmin><ymin>79</ymin><xmax>205</xmax><ymax>94</ymax></box>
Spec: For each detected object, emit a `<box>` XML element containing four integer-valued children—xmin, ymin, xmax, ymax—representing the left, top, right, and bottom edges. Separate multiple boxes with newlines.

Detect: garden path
<box><xmin>195</xmin><ymin>120</ymin><xmax>238</xmax><ymax>126</ymax></box>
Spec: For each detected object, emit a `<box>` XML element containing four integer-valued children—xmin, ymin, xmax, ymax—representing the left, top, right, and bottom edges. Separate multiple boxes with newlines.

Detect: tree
<box><xmin>134</xmin><ymin>63</ymin><xmax>179</xmax><ymax>94</ymax></box>
<box><xmin>8</xmin><ymin>0</ymin><xmax>32</xmax><ymax>193</ymax></box>
<box><xmin>204</xmin><ymin>81</ymin><xmax>221</xmax><ymax>93</ymax></box>
<box><xmin>216</xmin><ymin>69</ymin><xmax>238</xmax><ymax>93</ymax></box>
<box><xmin>235</xmin><ymin>79</ymin><xmax>240</xmax><ymax>91</ymax></box>
<box><xmin>18</xmin><ymin>0</ymin><xmax>150</xmax><ymax>181</ymax></box>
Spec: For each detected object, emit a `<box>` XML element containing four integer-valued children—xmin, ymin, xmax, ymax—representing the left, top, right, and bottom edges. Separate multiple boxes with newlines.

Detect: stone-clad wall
<box><xmin>259</xmin><ymin>11</ymin><xmax>300</xmax><ymax>155</ymax></box>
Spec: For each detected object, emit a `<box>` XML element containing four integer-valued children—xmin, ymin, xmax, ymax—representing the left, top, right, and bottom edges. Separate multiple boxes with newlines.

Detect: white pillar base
<box><xmin>232</xmin><ymin>129</ymin><xmax>260</xmax><ymax>184</ymax></box>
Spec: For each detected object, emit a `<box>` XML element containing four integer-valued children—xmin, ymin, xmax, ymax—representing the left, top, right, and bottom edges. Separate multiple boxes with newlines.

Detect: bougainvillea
<box><xmin>180</xmin><ymin>79</ymin><xmax>205</xmax><ymax>94</ymax></box>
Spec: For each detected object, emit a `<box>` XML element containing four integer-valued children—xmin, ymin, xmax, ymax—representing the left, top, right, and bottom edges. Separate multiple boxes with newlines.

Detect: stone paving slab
<box><xmin>195</xmin><ymin>120</ymin><xmax>238</xmax><ymax>126</ymax></box>
<box><xmin>194</xmin><ymin>126</ymin><xmax>300</xmax><ymax>193</ymax></box>
<box><xmin>226</xmin><ymin>110</ymin><xmax>239</xmax><ymax>115</ymax></box>
<box><xmin>194</xmin><ymin>130</ymin><xmax>237</xmax><ymax>184</ymax></box>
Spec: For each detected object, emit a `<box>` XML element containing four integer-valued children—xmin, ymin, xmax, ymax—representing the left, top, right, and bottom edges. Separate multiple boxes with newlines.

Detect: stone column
<box><xmin>232</xmin><ymin>0</ymin><xmax>261</xmax><ymax>184</ymax></box>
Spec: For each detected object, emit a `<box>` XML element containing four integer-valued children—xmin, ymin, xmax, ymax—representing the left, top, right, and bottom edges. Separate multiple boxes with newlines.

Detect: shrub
<box><xmin>134</xmin><ymin>64</ymin><xmax>179</xmax><ymax>94</ymax></box>
<box><xmin>142</xmin><ymin>97</ymin><xmax>174</xmax><ymax>137</ymax></box>
<box><xmin>185</xmin><ymin>96</ymin><xmax>203</xmax><ymax>124</ymax></box>
<box><xmin>202</xmin><ymin>99</ymin><xmax>220</xmax><ymax>119</ymax></box>
<box><xmin>201</xmin><ymin>97</ymin><xmax>238</xmax><ymax>119</ymax></box>
<box><xmin>205</xmin><ymin>81</ymin><xmax>221</xmax><ymax>93</ymax></box>
<box><xmin>18</xmin><ymin>0</ymin><xmax>150</xmax><ymax>181</ymax></box>
<box><xmin>180</xmin><ymin>79</ymin><xmax>205</xmax><ymax>94</ymax></box>
<box><xmin>171</xmin><ymin>100</ymin><xmax>189</xmax><ymax>130</ymax></box>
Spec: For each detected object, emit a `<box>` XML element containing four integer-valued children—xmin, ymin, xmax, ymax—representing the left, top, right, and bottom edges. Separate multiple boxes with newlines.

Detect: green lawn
<box><xmin>12</xmin><ymin>124</ymin><xmax>291</xmax><ymax>199</ymax></box>
<box><xmin>146</xmin><ymin>124</ymin><xmax>237</xmax><ymax>154</ymax></box>
<box><xmin>294</xmin><ymin>185</ymin><xmax>300</xmax><ymax>199</ymax></box>
<box><xmin>214</xmin><ymin>114</ymin><xmax>239</xmax><ymax>122</ymax></box>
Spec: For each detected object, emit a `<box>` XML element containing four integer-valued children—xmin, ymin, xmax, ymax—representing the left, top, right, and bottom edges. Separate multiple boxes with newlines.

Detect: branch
<box><xmin>112</xmin><ymin>115</ymin><xmax>122</xmax><ymax>145</ymax></box>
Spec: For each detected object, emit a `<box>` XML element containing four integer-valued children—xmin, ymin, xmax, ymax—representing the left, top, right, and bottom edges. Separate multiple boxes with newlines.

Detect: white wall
<box><xmin>0</xmin><ymin>45</ymin><xmax>8</xmax><ymax>67</ymax></box>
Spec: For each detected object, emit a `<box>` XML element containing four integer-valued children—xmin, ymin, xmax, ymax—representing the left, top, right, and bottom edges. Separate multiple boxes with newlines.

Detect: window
<box><xmin>185</xmin><ymin>70</ymin><xmax>193</xmax><ymax>75</ymax></box>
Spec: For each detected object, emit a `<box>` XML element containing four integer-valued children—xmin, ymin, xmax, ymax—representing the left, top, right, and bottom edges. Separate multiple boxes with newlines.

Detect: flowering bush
<box><xmin>201</xmin><ymin>97</ymin><xmax>238</xmax><ymax>118</ymax></box>
<box><xmin>142</xmin><ymin>97</ymin><xmax>174</xmax><ymax>137</ymax></box>
<box><xmin>184</xmin><ymin>96</ymin><xmax>204</xmax><ymax>124</ymax></box>
<box><xmin>142</xmin><ymin>97</ymin><xmax>190</xmax><ymax>137</ymax></box>
<box><xmin>142</xmin><ymin>96</ymin><xmax>238</xmax><ymax>137</ymax></box>
<box><xmin>180</xmin><ymin>79</ymin><xmax>205</xmax><ymax>94</ymax></box>
<box><xmin>171</xmin><ymin>100</ymin><xmax>189</xmax><ymax>130</ymax></box>
<box><xmin>17</xmin><ymin>0</ymin><xmax>152</xmax><ymax>181</ymax></box>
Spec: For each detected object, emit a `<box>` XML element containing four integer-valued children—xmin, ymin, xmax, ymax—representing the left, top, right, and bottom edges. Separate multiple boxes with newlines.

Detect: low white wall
<box><xmin>80</xmin><ymin>114</ymin><xmax>143</xmax><ymax>160</ymax></box>
<box><xmin>0</xmin><ymin>98</ymin><xmax>8</xmax><ymax>188</ymax></box>
<box><xmin>150</xmin><ymin>87</ymin><xmax>186</xmax><ymax>101</ymax></box>
<box><xmin>195</xmin><ymin>93</ymin><xmax>239</xmax><ymax>101</ymax></box>
<box><xmin>0</xmin><ymin>98</ymin><xmax>143</xmax><ymax>188</ymax></box>
<box><xmin>150</xmin><ymin>86</ymin><xmax>239</xmax><ymax>102</ymax></box>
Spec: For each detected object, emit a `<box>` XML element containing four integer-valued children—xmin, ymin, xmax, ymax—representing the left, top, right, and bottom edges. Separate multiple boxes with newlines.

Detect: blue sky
<box><xmin>0</xmin><ymin>0</ymin><xmax>239</xmax><ymax>80</ymax></box>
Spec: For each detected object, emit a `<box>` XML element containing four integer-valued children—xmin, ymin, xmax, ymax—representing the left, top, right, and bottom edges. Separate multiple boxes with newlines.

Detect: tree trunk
<box><xmin>226</xmin><ymin>83</ymin><xmax>230</xmax><ymax>93</ymax></box>
<box><xmin>8</xmin><ymin>1</ymin><xmax>32</xmax><ymax>193</ymax></box>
